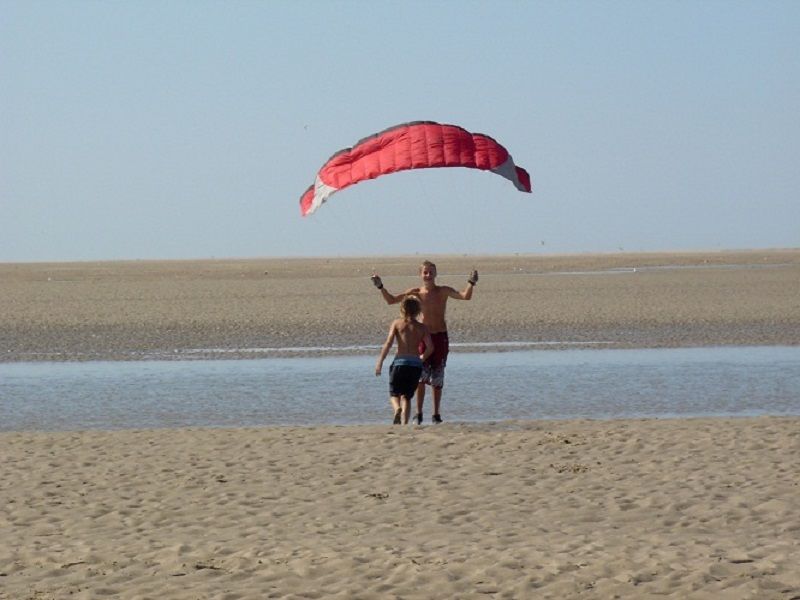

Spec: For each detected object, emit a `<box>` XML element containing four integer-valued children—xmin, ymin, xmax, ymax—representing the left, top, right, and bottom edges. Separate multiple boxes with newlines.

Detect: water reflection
<box><xmin>2</xmin><ymin>346</ymin><xmax>798</xmax><ymax>431</ymax></box>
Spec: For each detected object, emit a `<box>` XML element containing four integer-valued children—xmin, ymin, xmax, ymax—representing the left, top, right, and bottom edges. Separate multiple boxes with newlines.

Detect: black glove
<box><xmin>468</xmin><ymin>270</ymin><xmax>478</xmax><ymax>285</ymax></box>
<box><xmin>371</xmin><ymin>275</ymin><xmax>384</xmax><ymax>289</ymax></box>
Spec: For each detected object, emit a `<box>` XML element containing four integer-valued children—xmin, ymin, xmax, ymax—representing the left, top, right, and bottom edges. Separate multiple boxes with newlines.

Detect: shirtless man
<box><xmin>371</xmin><ymin>260</ymin><xmax>478</xmax><ymax>424</ymax></box>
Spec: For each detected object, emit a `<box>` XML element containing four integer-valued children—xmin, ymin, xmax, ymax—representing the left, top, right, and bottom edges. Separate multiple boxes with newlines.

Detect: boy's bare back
<box><xmin>392</xmin><ymin>318</ymin><xmax>429</xmax><ymax>356</ymax></box>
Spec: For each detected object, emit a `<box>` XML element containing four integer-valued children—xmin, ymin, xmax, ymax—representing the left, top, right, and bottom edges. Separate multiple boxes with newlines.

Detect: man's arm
<box><xmin>379</xmin><ymin>287</ymin><xmax>404</xmax><ymax>305</ymax></box>
<box><xmin>370</xmin><ymin>274</ymin><xmax>415</xmax><ymax>305</ymax></box>
<box><xmin>447</xmin><ymin>270</ymin><xmax>478</xmax><ymax>301</ymax></box>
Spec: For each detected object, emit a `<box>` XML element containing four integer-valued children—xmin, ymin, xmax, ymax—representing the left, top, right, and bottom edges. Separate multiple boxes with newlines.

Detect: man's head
<box><xmin>419</xmin><ymin>260</ymin><xmax>437</xmax><ymax>283</ymax></box>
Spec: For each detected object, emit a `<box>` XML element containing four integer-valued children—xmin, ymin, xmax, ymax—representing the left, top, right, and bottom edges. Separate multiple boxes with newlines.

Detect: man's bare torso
<box><xmin>406</xmin><ymin>285</ymin><xmax>450</xmax><ymax>334</ymax></box>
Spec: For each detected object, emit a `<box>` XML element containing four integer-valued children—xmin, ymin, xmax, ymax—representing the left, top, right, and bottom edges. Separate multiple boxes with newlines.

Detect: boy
<box><xmin>375</xmin><ymin>295</ymin><xmax>434</xmax><ymax>425</ymax></box>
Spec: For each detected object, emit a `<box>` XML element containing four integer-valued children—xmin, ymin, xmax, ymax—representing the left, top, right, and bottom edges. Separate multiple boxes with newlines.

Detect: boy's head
<box><xmin>400</xmin><ymin>295</ymin><xmax>422</xmax><ymax>320</ymax></box>
<box><xmin>419</xmin><ymin>260</ymin><xmax>437</xmax><ymax>282</ymax></box>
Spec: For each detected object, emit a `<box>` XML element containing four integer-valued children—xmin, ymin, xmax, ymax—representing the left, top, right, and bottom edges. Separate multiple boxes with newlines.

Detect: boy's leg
<box><xmin>390</xmin><ymin>396</ymin><xmax>402</xmax><ymax>424</ymax></box>
<box><xmin>415</xmin><ymin>382</ymin><xmax>425</xmax><ymax>424</ymax></box>
<box><xmin>400</xmin><ymin>396</ymin><xmax>410</xmax><ymax>424</ymax></box>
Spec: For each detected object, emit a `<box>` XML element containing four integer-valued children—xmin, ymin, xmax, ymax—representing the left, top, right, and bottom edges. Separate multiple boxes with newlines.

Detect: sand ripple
<box><xmin>1</xmin><ymin>418</ymin><xmax>798</xmax><ymax>598</ymax></box>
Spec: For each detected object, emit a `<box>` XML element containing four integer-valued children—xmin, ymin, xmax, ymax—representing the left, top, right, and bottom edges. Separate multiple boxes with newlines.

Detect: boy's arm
<box><xmin>420</xmin><ymin>327</ymin><xmax>434</xmax><ymax>362</ymax></box>
<box><xmin>375</xmin><ymin>321</ymin><xmax>397</xmax><ymax>375</ymax></box>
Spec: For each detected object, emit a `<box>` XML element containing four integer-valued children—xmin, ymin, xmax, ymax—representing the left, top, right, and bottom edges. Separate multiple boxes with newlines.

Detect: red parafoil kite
<box><xmin>299</xmin><ymin>121</ymin><xmax>531</xmax><ymax>216</ymax></box>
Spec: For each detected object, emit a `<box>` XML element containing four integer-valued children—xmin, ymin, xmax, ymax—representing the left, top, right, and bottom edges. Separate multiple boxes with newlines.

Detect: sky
<box><xmin>1</xmin><ymin>0</ymin><xmax>798</xmax><ymax>262</ymax></box>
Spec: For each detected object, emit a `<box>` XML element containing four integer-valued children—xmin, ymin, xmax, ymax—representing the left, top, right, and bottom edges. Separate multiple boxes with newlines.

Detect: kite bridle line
<box><xmin>325</xmin><ymin>190</ymin><xmax>370</xmax><ymax>258</ymax></box>
<box><xmin>411</xmin><ymin>169</ymin><xmax>455</xmax><ymax>256</ymax></box>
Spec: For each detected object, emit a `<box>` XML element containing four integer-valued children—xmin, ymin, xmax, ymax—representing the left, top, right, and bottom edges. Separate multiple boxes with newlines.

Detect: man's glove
<box><xmin>371</xmin><ymin>274</ymin><xmax>384</xmax><ymax>289</ymax></box>
<box><xmin>468</xmin><ymin>270</ymin><xmax>479</xmax><ymax>286</ymax></box>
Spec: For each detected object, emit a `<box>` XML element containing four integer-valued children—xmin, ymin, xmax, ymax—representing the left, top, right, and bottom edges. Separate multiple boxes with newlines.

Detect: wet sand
<box><xmin>1</xmin><ymin>249</ymin><xmax>798</xmax><ymax>361</ymax></box>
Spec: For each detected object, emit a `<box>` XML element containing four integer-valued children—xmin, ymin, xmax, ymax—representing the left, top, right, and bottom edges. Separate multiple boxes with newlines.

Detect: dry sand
<box><xmin>1</xmin><ymin>249</ymin><xmax>799</xmax><ymax>361</ymax></box>
<box><xmin>1</xmin><ymin>418</ymin><xmax>798</xmax><ymax>599</ymax></box>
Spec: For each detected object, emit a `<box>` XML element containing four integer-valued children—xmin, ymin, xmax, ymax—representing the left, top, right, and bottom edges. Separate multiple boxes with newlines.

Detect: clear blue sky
<box><xmin>2</xmin><ymin>1</ymin><xmax>798</xmax><ymax>262</ymax></box>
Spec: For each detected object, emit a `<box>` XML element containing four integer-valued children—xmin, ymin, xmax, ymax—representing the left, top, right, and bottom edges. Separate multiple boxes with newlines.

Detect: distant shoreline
<box><xmin>2</xmin><ymin>246</ymin><xmax>799</xmax><ymax>268</ymax></box>
<box><xmin>3</xmin><ymin>249</ymin><xmax>799</xmax><ymax>363</ymax></box>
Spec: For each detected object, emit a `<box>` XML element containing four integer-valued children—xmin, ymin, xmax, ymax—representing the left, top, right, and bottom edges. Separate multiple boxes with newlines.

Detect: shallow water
<box><xmin>1</xmin><ymin>346</ymin><xmax>798</xmax><ymax>431</ymax></box>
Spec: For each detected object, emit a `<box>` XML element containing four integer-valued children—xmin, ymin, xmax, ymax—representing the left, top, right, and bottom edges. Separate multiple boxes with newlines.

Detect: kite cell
<box><xmin>299</xmin><ymin>121</ymin><xmax>531</xmax><ymax>216</ymax></box>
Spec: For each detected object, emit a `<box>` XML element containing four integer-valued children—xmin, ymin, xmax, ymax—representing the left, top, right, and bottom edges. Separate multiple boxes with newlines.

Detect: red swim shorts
<box><xmin>418</xmin><ymin>331</ymin><xmax>449</xmax><ymax>387</ymax></box>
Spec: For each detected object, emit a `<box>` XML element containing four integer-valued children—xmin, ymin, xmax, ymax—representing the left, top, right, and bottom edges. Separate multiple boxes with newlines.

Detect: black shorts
<box><xmin>389</xmin><ymin>363</ymin><xmax>422</xmax><ymax>399</ymax></box>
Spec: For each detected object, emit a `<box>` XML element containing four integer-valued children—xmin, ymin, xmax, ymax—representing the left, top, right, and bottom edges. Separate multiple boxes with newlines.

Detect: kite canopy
<box><xmin>299</xmin><ymin>121</ymin><xmax>531</xmax><ymax>216</ymax></box>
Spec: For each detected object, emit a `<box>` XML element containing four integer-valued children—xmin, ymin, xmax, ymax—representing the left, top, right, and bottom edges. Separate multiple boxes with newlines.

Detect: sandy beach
<box><xmin>2</xmin><ymin>250</ymin><xmax>799</xmax><ymax>598</ymax></box>
<box><xmin>1</xmin><ymin>249</ymin><xmax>799</xmax><ymax>361</ymax></box>
<box><xmin>1</xmin><ymin>418</ymin><xmax>798</xmax><ymax>599</ymax></box>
